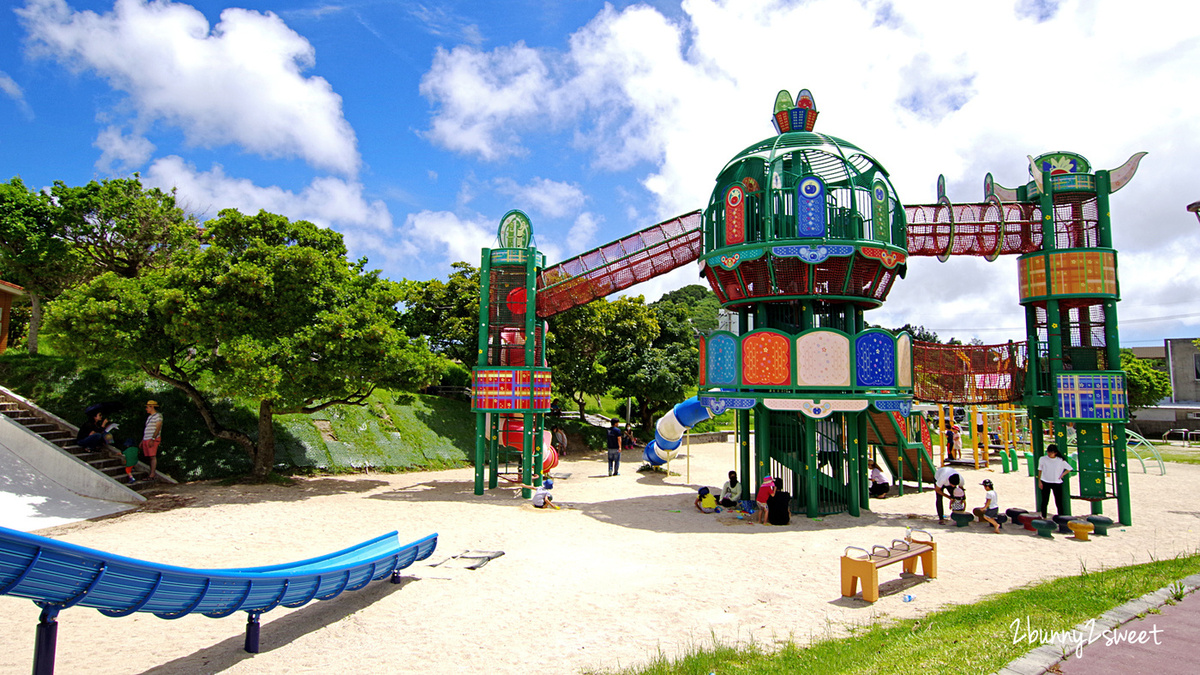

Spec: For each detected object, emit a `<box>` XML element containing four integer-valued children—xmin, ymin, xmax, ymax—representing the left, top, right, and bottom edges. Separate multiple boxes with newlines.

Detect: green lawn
<box><xmin>611</xmin><ymin>553</ymin><xmax>1200</xmax><ymax>675</ymax></box>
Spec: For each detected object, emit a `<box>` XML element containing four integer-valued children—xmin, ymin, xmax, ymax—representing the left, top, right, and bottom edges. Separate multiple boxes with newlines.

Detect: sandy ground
<box><xmin>3</xmin><ymin>441</ymin><xmax>1199</xmax><ymax>675</ymax></box>
<box><xmin>0</xmin><ymin>437</ymin><xmax>136</xmax><ymax>531</ymax></box>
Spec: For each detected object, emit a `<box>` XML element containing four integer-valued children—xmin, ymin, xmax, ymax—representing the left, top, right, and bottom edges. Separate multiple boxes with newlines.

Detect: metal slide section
<box><xmin>912</xmin><ymin>341</ymin><xmax>1028</xmax><ymax>405</ymax></box>
<box><xmin>644</xmin><ymin>397</ymin><xmax>713</xmax><ymax>466</ymax></box>
<box><xmin>535</xmin><ymin>210</ymin><xmax>703</xmax><ymax>318</ymax></box>
<box><xmin>905</xmin><ymin>201</ymin><xmax>1042</xmax><ymax>259</ymax></box>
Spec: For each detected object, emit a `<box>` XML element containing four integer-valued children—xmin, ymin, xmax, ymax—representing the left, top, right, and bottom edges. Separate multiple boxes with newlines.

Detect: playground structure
<box><xmin>0</xmin><ymin>525</ymin><xmax>437</xmax><ymax>674</ymax></box>
<box><xmin>471</xmin><ymin>88</ymin><xmax>1144</xmax><ymax>525</ymax></box>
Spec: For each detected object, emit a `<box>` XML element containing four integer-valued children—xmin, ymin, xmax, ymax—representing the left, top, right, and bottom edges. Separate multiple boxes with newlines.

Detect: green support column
<box><xmin>804</xmin><ymin>414</ymin><xmax>818</xmax><ymax>517</ymax></box>
<box><xmin>845</xmin><ymin>412</ymin><xmax>861</xmax><ymax>516</ymax></box>
<box><xmin>1031</xmin><ymin>416</ymin><xmax>1044</xmax><ymax>509</ymax></box>
<box><xmin>859</xmin><ymin>414</ymin><xmax>870</xmax><ymax>508</ymax></box>
<box><xmin>489</xmin><ymin>413</ymin><xmax>500</xmax><ymax>489</ymax></box>
<box><xmin>474</xmin><ymin>412</ymin><xmax>486</xmax><ymax>495</ymax></box>
<box><xmin>1024</xmin><ymin>305</ymin><xmax>1040</xmax><ymax>398</ymax></box>
<box><xmin>521</xmin><ymin>411</ymin><xmax>534</xmax><ymax>499</ymax></box>
<box><xmin>474</xmin><ymin>249</ymin><xmax>492</xmax><ymax>495</ymax></box>
<box><xmin>755</xmin><ymin>405</ymin><xmax>771</xmax><ymax>497</ymax></box>
<box><xmin>738</xmin><ymin>408</ymin><xmax>752</xmax><ymax>501</ymax></box>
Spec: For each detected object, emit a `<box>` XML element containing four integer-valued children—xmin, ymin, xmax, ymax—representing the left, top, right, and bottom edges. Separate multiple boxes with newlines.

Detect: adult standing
<box><xmin>932</xmin><ymin>465</ymin><xmax>963</xmax><ymax>524</ymax></box>
<box><xmin>1037</xmin><ymin>444</ymin><xmax>1071</xmax><ymax>518</ymax></box>
<box><xmin>141</xmin><ymin>400</ymin><xmax>163</xmax><ymax>480</ymax></box>
<box><xmin>606</xmin><ymin>418</ymin><xmax>622</xmax><ymax>476</ymax></box>
<box><xmin>551</xmin><ymin>425</ymin><xmax>568</xmax><ymax>458</ymax></box>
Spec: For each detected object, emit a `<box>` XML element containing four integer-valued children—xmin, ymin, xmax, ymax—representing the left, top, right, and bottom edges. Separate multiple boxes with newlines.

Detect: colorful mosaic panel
<box><xmin>766</xmin><ymin>398</ymin><xmax>867</xmax><ymax>418</ymax></box>
<box><xmin>795</xmin><ymin>330</ymin><xmax>850</xmax><ymax>387</ymax></box>
<box><xmin>725</xmin><ymin>185</ymin><xmax>745</xmax><ymax>245</ymax></box>
<box><xmin>871</xmin><ymin>179</ymin><xmax>889</xmax><ymax>242</ymax></box>
<box><xmin>706</xmin><ymin>333</ymin><xmax>738</xmax><ymax>386</ymax></box>
<box><xmin>1019</xmin><ymin>250</ymin><xmax>1117</xmax><ymax>301</ymax></box>
<box><xmin>697</xmin><ymin>335</ymin><xmax>706</xmax><ymax>387</ymax></box>
<box><xmin>743</xmin><ymin>332</ymin><xmax>791</xmax><ymax>386</ymax></box>
<box><xmin>1056</xmin><ymin>373</ymin><xmax>1127</xmax><ymax>420</ymax></box>
<box><xmin>855</xmin><ymin>332</ymin><xmax>896</xmax><ymax>388</ymax></box>
<box><xmin>860</xmin><ymin>247</ymin><xmax>906</xmax><ymax>268</ymax></box>
<box><xmin>472</xmin><ymin>369</ymin><xmax>552</xmax><ymax>411</ymax></box>
<box><xmin>796</xmin><ymin>176</ymin><xmax>827</xmax><ymax>237</ymax></box>
<box><xmin>896</xmin><ymin>333</ymin><xmax>912</xmax><ymax>387</ymax></box>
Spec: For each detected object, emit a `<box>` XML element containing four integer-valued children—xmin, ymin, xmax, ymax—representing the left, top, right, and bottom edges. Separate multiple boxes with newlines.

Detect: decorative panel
<box><xmin>795</xmin><ymin>330</ymin><xmax>851</xmax><ymax>387</ymax></box>
<box><xmin>724</xmin><ymin>185</ymin><xmax>745</xmax><ymax>246</ymax></box>
<box><xmin>472</xmin><ymin>369</ymin><xmax>552</xmax><ymax>411</ymax></box>
<box><xmin>871</xmin><ymin>179</ymin><xmax>890</xmax><ymax>242</ymax></box>
<box><xmin>742</xmin><ymin>331</ymin><xmax>792</xmax><ymax>386</ymax></box>
<box><xmin>1056</xmin><ymin>373</ymin><xmax>1127</xmax><ymax>421</ymax></box>
<box><xmin>896</xmin><ymin>333</ymin><xmax>912</xmax><ymax>387</ymax></box>
<box><xmin>706</xmin><ymin>333</ymin><xmax>738</xmax><ymax>386</ymax></box>
<box><xmin>855</xmin><ymin>332</ymin><xmax>896</xmax><ymax>388</ymax></box>
<box><xmin>796</xmin><ymin>176</ymin><xmax>827</xmax><ymax>237</ymax></box>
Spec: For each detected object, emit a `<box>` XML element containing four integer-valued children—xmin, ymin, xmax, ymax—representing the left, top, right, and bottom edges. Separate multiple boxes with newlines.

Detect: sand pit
<box><xmin>3</xmin><ymin>441</ymin><xmax>1199</xmax><ymax>675</ymax></box>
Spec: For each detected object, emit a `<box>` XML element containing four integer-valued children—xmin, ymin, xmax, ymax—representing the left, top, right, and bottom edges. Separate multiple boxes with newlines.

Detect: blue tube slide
<box><xmin>643</xmin><ymin>396</ymin><xmax>713</xmax><ymax>466</ymax></box>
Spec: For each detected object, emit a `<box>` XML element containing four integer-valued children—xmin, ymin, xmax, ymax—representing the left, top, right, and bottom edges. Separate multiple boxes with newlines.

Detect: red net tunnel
<box><xmin>535</xmin><ymin>211</ymin><xmax>703</xmax><ymax>318</ymax></box>
<box><xmin>905</xmin><ymin>202</ymin><xmax>1042</xmax><ymax>258</ymax></box>
<box><xmin>912</xmin><ymin>340</ymin><xmax>1028</xmax><ymax>404</ymax></box>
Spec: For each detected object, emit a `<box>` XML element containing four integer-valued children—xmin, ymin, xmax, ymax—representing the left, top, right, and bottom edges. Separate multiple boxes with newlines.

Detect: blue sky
<box><xmin>2</xmin><ymin>0</ymin><xmax>1199</xmax><ymax>348</ymax></box>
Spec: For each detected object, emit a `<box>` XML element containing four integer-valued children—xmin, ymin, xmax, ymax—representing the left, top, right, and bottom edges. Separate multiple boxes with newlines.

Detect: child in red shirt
<box><xmin>756</xmin><ymin>476</ymin><xmax>776</xmax><ymax>524</ymax></box>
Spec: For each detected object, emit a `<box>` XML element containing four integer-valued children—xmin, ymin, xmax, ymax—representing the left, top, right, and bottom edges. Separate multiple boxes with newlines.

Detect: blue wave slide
<box><xmin>0</xmin><ymin>524</ymin><xmax>436</xmax><ymax>674</ymax></box>
<box><xmin>643</xmin><ymin>396</ymin><xmax>713</xmax><ymax>466</ymax></box>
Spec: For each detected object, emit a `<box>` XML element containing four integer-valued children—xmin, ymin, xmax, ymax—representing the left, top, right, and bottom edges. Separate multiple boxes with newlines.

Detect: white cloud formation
<box><xmin>493</xmin><ymin>176</ymin><xmax>587</xmax><ymax>219</ymax></box>
<box><xmin>19</xmin><ymin>0</ymin><xmax>360</xmax><ymax>176</ymax></box>
<box><xmin>0</xmin><ymin>70</ymin><xmax>33</xmax><ymax>119</ymax></box>
<box><xmin>419</xmin><ymin>0</ymin><xmax>1200</xmax><ymax>338</ymax></box>
<box><xmin>93</xmin><ymin>124</ymin><xmax>155</xmax><ymax>173</ymax></box>
<box><xmin>566</xmin><ymin>211</ymin><xmax>601</xmax><ymax>253</ymax></box>
<box><xmin>143</xmin><ymin>155</ymin><xmax>390</xmax><ymax>232</ymax></box>
<box><xmin>401</xmin><ymin>210</ymin><xmax>494</xmax><ymax>266</ymax></box>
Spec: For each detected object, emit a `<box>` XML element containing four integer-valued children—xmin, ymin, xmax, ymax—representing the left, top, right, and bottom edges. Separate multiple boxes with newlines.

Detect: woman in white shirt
<box><xmin>1037</xmin><ymin>444</ymin><xmax>1071</xmax><ymax>518</ymax></box>
<box><xmin>868</xmin><ymin>462</ymin><xmax>889</xmax><ymax>498</ymax></box>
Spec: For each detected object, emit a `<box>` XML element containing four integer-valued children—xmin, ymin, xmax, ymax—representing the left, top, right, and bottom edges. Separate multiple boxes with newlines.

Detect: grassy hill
<box><xmin>0</xmin><ymin>353</ymin><xmax>476</xmax><ymax>480</ymax></box>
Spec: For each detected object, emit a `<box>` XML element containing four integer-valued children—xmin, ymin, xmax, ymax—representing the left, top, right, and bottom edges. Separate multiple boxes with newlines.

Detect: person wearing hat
<box><xmin>532</xmin><ymin>478</ymin><xmax>558</xmax><ymax>509</ymax></box>
<box><xmin>932</xmin><ymin>465</ymin><xmax>963</xmax><ymax>524</ymax></box>
<box><xmin>1037</xmin><ymin>444</ymin><xmax>1071</xmax><ymax>518</ymax></box>
<box><xmin>141</xmin><ymin>400</ymin><xmax>163</xmax><ymax>480</ymax></box>
<box><xmin>973</xmin><ymin>479</ymin><xmax>1002</xmax><ymax>533</ymax></box>
<box><xmin>755</xmin><ymin>476</ymin><xmax>776</xmax><ymax>524</ymax></box>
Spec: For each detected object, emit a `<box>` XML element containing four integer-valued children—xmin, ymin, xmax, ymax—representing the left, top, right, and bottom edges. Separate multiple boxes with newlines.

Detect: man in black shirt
<box><xmin>606</xmin><ymin>418</ymin><xmax>623</xmax><ymax>476</ymax></box>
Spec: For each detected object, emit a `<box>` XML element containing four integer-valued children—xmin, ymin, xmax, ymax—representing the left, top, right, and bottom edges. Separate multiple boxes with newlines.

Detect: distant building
<box><xmin>1130</xmin><ymin>338</ymin><xmax>1200</xmax><ymax>436</ymax></box>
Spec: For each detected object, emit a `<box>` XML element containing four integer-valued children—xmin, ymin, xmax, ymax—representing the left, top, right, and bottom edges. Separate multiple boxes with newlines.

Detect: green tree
<box><xmin>1122</xmin><ymin>348</ymin><xmax>1171</xmax><ymax>414</ymax></box>
<box><xmin>51</xmin><ymin>175</ymin><xmax>200</xmax><ymax>278</ymax></box>
<box><xmin>654</xmin><ymin>284</ymin><xmax>720</xmax><ymax>331</ymax></box>
<box><xmin>891</xmin><ymin>323</ymin><xmax>940</xmax><ymax>343</ymax></box>
<box><xmin>615</xmin><ymin>302</ymin><xmax>699</xmax><ymax>429</ymax></box>
<box><xmin>44</xmin><ymin>209</ymin><xmax>443</xmax><ymax>479</ymax></box>
<box><xmin>547</xmin><ymin>300</ymin><xmax>610</xmax><ymax>418</ymax></box>
<box><xmin>0</xmin><ymin>177</ymin><xmax>86</xmax><ymax>354</ymax></box>
<box><xmin>400</xmin><ymin>261</ymin><xmax>480</xmax><ymax>364</ymax></box>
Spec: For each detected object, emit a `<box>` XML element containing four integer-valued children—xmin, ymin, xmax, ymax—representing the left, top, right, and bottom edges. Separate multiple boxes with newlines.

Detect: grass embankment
<box><xmin>0</xmin><ymin>353</ymin><xmax>478</xmax><ymax>480</ymax></box>
<box><xmin>614</xmin><ymin>553</ymin><xmax>1200</xmax><ymax>675</ymax></box>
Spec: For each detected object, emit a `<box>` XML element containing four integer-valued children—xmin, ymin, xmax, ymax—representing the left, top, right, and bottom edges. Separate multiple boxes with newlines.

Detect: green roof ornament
<box><xmin>772</xmin><ymin>88</ymin><xmax>819</xmax><ymax>134</ymax></box>
<box><xmin>498</xmin><ymin>210</ymin><xmax>533</xmax><ymax>249</ymax></box>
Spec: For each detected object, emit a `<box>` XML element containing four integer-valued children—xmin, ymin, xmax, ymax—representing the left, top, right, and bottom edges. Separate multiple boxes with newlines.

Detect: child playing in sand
<box><xmin>532</xmin><ymin>479</ymin><xmax>558</xmax><ymax>509</ymax></box>
<box><xmin>755</xmin><ymin>476</ymin><xmax>775</xmax><ymax>524</ymax></box>
<box><xmin>973</xmin><ymin>479</ymin><xmax>1002</xmax><ymax>533</ymax></box>
<box><xmin>695</xmin><ymin>487</ymin><xmax>718</xmax><ymax>513</ymax></box>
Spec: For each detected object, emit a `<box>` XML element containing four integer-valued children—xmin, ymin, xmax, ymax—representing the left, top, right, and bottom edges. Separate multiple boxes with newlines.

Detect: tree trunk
<box><xmin>26</xmin><ymin>292</ymin><xmax>41</xmax><ymax>355</ymax></box>
<box><xmin>575</xmin><ymin>395</ymin><xmax>586</xmax><ymax>421</ymax></box>
<box><xmin>253</xmin><ymin>399</ymin><xmax>275</xmax><ymax>479</ymax></box>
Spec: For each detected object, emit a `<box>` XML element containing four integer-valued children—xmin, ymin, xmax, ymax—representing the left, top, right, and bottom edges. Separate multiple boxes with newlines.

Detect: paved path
<box><xmin>1056</xmin><ymin>589</ymin><xmax>1200</xmax><ymax>674</ymax></box>
<box><xmin>0</xmin><ymin>437</ymin><xmax>134</xmax><ymax>532</ymax></box>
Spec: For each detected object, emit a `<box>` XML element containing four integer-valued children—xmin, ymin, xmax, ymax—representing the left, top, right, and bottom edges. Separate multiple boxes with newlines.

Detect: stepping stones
<box><xmin>1068</xmin><ymin>520</ymin><xmax>1095</xmax><ymax>541</ymax></box>
<box><xmin>1052</xmin><ymin>514</ymin><xmax>1074</xmax><ymax>534</ymax></box>
<box><xmin>1086</xmin><ymin>515</ymin><xmax>1114</xmax><ymax>536</ymax></box>
<box><xmin>1031</xmin><ymin>519</ymin><xmax>1056</xmax><ymax>538</ymax></box>
<box><xmin>950</xmin><ymin>512</ymin><xmax>974</xmax><ymax>527</ymax></box>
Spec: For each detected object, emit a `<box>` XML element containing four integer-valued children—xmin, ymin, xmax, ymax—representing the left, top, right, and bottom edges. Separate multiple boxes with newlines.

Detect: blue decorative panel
<box><xmin>855</xmin><ymin>333</ymin><xmax>896</xmax><ymax>388</ymax></box>
<box><xmin>771</xmin><ymin>245</ymin><xmax>855</xmax><ymax>264</ymax></box>
<box><xmin>873</xmin><ymin>399</ymin><xmax>912</xmax><ymax>416</ymax></box>
<box><xmin>698</xmin><ymin>397</ymin><xmax>756</xmax><ymax>415</ymax></box>
<box><xmin>707</xmin><ymin>333</ymin><xmax>738</xmax><ymax>386</ymax></box>
<box><xmin>796</xmin><ymin>176</ymin><xmax>826</xmax><ymax>237</ymax></box>
<box><xmin>1056</xmin><ymin>373</ymin><xmax>1127</xmax><ymax>420</ymax></box>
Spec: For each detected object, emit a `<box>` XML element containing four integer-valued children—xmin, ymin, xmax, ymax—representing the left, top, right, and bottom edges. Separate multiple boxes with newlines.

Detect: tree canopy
<box><xmin>1121</xmin><ymin>348</ymin><xmax>1171</xmax><ymax>413</ymax></box>
<box><xmin>44</xmin><ymin>208</ymin><xmax>443</xmax><ymax>478</ymax></box>
<box><xmin>399</xmin><ymin>261</ymin><xmax>480</xmax><ymax>364</ymax></box>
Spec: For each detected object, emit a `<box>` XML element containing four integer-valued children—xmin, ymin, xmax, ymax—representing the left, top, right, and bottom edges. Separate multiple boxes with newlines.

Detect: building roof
<box><xmin>0</xmin><ymin>279</ymin><xmax>26</xmax><ymax>297</ymax></box>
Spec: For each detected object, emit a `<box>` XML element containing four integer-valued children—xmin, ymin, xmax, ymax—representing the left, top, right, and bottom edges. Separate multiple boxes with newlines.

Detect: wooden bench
<box><xmin>841</xmin><ymin>530</ymin><xmax>937</xmax><ymax>603</ymax></box>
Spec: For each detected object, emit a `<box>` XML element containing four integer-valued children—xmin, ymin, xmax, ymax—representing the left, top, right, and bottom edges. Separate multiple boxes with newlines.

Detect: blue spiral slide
<box><xmin>643</xmin><ymin>397</ymin><xmax>713</xmax><ymax>465</ymax></box>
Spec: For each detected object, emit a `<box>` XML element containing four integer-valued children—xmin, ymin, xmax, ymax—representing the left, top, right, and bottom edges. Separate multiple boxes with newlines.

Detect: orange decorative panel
<box><xmin>742</xmin><ymin>332</ymin><xmax>791</xmax><ymax>386</ymax></box>
<box><xmin>1019</xmin><ymin>250</ymin><xmax>1116</xmax><ymax>302</ymax></box>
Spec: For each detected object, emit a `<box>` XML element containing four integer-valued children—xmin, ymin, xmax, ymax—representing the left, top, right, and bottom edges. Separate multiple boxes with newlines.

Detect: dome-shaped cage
<box><xmin>700</xmin><ymin>131</ymin><xmax>909</xmax><ymax>309</ymax></box>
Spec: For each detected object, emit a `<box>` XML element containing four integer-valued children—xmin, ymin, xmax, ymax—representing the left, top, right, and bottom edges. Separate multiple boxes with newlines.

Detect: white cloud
<box><xmin>0</xmin><ymin>70</ymin><xmax>33</xmax><ymax>119</ymax></box>
<box><xmin>93</xmin><ymin>125</ymin><xmax>155</xmax><ymax>173</ymax></box>
<box><xmin>19</xmin><ymin>0</ymin><xmax>360</xmax><ymax>176</ymax></box>
<box><xmin>143</xmin><ymin>155</ymin><xmax>390</xmax><ymax>232</ymax></box>
<box><xmin>566</xmin><ymin>211</ymin><xmax>601</xmax><ymax>253</ymax></box>
<box><xmin>402</xmin><ymin>210</ymin><xmax>494</xmax><ymax>266</ymax></box>
<box><xmin>420</xmin><ymin>0</ymin><xmax>1200</xmax><ymax>340</ymax></box>
<box><xmin>493</xmin><ymin>176</ymin><xmax>587</xmax><ymax>219</ymax></box>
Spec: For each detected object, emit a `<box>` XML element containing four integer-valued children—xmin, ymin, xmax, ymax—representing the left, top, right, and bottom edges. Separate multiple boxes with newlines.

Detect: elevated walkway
<box><xmin>535</xmin><ymin>210</ymin><xmax>703</xmax><ymax>317</ymax></box>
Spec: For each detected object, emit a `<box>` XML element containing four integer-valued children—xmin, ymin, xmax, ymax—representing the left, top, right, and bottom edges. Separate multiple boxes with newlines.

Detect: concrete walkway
<box><xmin>0</xmin><ymin>436</ymin><xmax>135</xmax><ymax>532</ymax></box>
<box><xmin>1057</xmin><ymin>588</ymin><xmax>1200</xmax><ymax>674</ymax></box>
